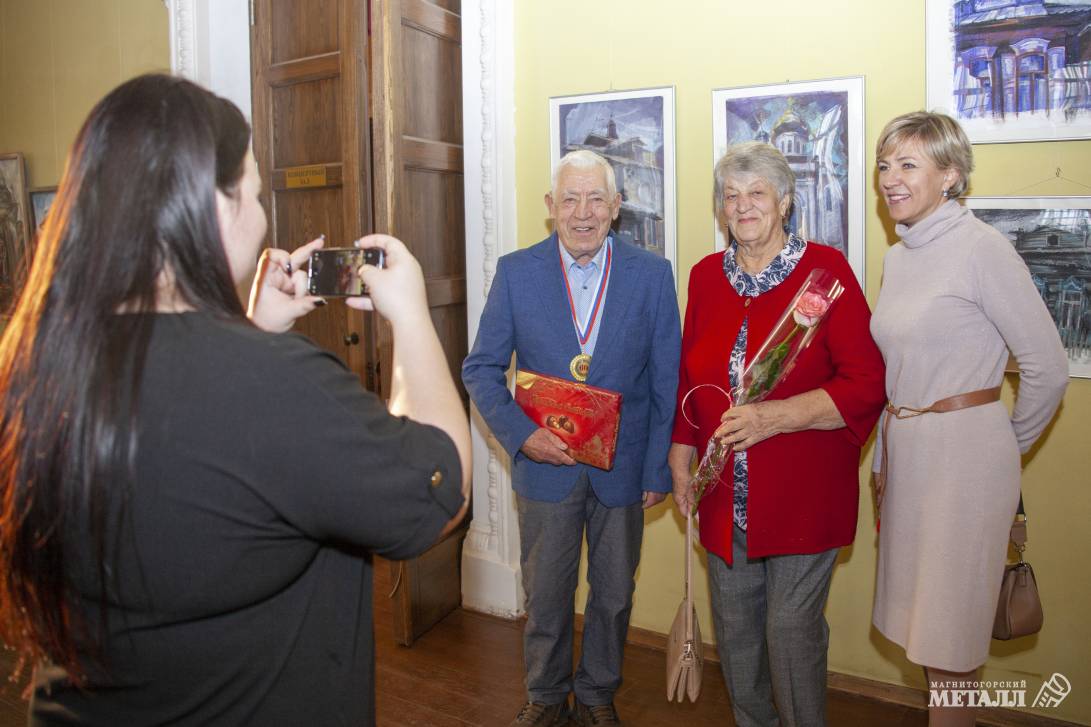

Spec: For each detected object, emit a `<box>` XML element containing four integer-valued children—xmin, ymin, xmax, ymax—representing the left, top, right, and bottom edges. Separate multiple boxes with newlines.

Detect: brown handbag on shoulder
<box><xmin>993</xmin><ymin>495</ymin><xmax>1044</xmax><ymax>640</ymax></box>
<box><xmin>666</xmin><ymin>511</ymin><xmax>703</xmax><ymax>702</ymax></box>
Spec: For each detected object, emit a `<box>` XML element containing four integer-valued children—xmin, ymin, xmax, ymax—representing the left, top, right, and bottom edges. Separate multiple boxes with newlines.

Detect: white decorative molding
<box><xmin>461</xmin><ymin>0</ymin><xmax>522</xmax><ymax>619</ymax></box>
<box><xmin>479</xmin><ymin>1</ymin><xmax>498</xmax><ymax>295</ymax></box>
<box><xmin>166</xmin><ymin>0</ymin><xmax>198</xmax><ymax>80</ymax></box>
<box><xmin>479</xmin><ymin>0</ymin><xmax>500</xmax><ymax>558</ymax></box>
<box><xmin>166</xmin><ymin>0</ymin><xmax>252</xmax><ymax>120</ymax></box>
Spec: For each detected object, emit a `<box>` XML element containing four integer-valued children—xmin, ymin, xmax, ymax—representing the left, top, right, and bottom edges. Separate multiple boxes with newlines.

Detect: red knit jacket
<box><xmin>672</xmin><ymin>243</ymin><xmax>885</xmax><ymax>563</ymax></box>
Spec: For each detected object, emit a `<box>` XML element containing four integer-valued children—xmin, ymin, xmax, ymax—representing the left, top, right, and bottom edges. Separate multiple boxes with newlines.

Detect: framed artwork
<box><xmin>0</xmin><ymin>153</ymin><xmax>31</xmax><ymax>313</ymax></box>
<box><xmin>711</xmin><ymin>77</ymin><xmax>865</xmax><ymax>286</ymax></box>
<box><xmin>549</xmin><ymin>86</ymin><xmax>677</xmax><ymax>268</ymax></box>
<box><xmin>30</xmin><ymin>186</ymin><xmax>57</xmax><ymax>230</ymax></box>
<box><xmin>964</xmin><ymin>196</ymin><xmax>1091</xmax><ymax>377</ymax></box>
<box><xmin>926</xmin><ymin>0</ymin><xmax>1091</xmax><ymax>144</ymax></box>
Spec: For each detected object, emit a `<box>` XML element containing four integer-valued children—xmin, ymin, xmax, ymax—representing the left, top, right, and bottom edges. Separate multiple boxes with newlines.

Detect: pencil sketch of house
<box><xmin>972</xmin><ymin>204</ymin><xmax>1091</xmax><ymax>374</ymax></box>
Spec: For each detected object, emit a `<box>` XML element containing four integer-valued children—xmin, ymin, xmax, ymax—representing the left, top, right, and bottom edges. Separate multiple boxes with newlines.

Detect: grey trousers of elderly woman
<box><xmin>709</xmin><ymin>525</ymin><xmax>839</xmax><ymax>727</ymax></box>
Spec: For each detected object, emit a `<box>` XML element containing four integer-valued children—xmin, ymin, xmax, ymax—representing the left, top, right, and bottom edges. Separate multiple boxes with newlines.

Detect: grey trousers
<box><xmin>708</xmin><ymin>525</ymin><xmax>839</xmax><ymax>727</ymax></box>
<box><xmin>516</xmin><ymin>473</ymin><xmax>644</xmax><ymax>706</ymax></box>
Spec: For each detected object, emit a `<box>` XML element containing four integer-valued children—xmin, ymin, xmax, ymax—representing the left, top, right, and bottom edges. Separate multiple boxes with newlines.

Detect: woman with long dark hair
<box><xmin>0</xmin><ymin>73</ymin><xmax>470</xmax><ymax>726</ymax></box>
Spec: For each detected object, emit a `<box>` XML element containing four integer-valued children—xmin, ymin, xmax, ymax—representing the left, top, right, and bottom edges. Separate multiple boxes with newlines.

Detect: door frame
<box><xmin>165</xmin><ymin>0</ymin><xmax>253</xmax><ymax>120</ymax></box>
<box><xmin>165</xmin><ymin>0</ymin><xmax>524</xmax><ymax>618</ymax></box>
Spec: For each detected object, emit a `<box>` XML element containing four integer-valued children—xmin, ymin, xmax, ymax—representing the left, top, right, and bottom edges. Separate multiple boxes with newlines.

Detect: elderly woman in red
<box><xmin>670</xmin><ymin>141</ymin><xmax>885</xmax><ymax>727</ymax></box>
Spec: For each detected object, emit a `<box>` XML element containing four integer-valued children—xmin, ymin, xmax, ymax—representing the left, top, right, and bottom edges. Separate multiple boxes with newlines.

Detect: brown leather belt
<box><xmin>878</xmin><ymin>386</ymin><xmax>1002</xmax><ymax>495</ymax></box>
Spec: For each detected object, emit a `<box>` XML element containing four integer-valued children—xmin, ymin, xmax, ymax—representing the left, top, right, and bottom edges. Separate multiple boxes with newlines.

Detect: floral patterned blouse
<box><xmin>721</xmin><ymin>232</ymin><xmax>807</xmax><ymax>530</ymax></box>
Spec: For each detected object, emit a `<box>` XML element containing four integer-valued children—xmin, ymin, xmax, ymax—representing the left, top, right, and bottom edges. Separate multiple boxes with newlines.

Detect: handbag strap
<box><xmin>1010</xmin><ymin>493</ymin><xmax>1027</xmax><ymax>557</ymax></box>
<box><xmin>684</xmin><ymin>511</ymin><xmax>693</xmax><ymax>640</ymax></box>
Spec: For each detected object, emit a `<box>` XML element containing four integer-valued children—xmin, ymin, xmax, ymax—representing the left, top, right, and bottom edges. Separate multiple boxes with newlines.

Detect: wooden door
<box><xmin>371</xmin><ymin>0</ymin><xmax>469</xmax><ymax>645</ymax></box>
<box><xmin>250</xmin><ymin>0</ymin><xmax>377</xmax><ymax>389</ymax></box>
<box><xmin>370</xmin><ymin>0</ymin><xmax>466</xmax><ymax>402</ymax></box>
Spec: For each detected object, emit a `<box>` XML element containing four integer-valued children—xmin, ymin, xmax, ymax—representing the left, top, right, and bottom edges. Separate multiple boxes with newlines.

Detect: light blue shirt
<box><xmin>558</xmin><ymin>235</ymin><xmax>612</xmax><ymax>358</ymax></box>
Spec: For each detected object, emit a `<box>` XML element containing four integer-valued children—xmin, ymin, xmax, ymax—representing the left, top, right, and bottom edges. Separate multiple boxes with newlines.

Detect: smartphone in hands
<box><xmin>307</xmin><ymin>247</ymin><xmax>385</xmax><ymax>297</ymax></box>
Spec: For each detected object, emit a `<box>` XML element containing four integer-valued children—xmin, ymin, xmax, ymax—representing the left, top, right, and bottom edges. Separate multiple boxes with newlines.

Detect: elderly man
<box><xmin>462</xmin><ymin>150</ymin><xmax>680</xmax><ymax>727</ymax></box>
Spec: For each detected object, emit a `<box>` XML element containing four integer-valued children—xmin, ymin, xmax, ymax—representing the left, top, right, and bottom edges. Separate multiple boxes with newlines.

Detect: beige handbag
<box><xmin>993</xmin><ymin>496</ymin><xmax>1044</xmax><ymax>640</ymax></box>
<box><xmin>666</xmin><ymin>512</ymin><xmax>703</xmax><ymax>702</ymax></box>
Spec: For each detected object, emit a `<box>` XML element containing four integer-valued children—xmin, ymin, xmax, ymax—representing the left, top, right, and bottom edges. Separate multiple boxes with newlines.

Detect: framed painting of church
<box><xmin>711</xmin><ymin>77</ymin><xmax>865</xmax><ymax>286</ymax></box>
<box><xmin>0</xmin><ymin>152</ymin><xmax>31</xmax><ymax>315</ymax></box>
<box><xmin>926</xmin><ymin>0</ymin><xmax>1091</xmax><ymax>144</ymax></box>
<box><xmin>964</xmin><ymin>195</ymin><xmax>1091</xmax><ymax>377</ymax></box>
<box><xmin>549</xmin><ymin>86</ymin><xmax>677</xmax><ymax>269</ymax></box>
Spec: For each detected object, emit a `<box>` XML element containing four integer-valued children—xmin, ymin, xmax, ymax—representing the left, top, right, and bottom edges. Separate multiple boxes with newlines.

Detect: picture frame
<box><xmin>30</xmin><ymin>186</ymin><xmax>57</xmax><ymax>231</ymax></box>
<box><xmin>926</xmin><ymin>0</ymin><xmax>1091</xmax><ymax>144</ymax></box>
<box><xmin>711</xmin><ymin>77</ymin><xmax>865</xmax><ymax>286</ymax></box>
<box><xmin>549</xmin><ymin>86</ymin><xmax>677</xmax><ymax>269</ymax></box>
<box><xmin>0</xmin><ymin>153</ymin><xmax>31</xmax><ymax>314</ymax></box>
<box><xmin>964</xmin><ymin>196</ymin><xmax>1091</xmax><ymax>378</ymax></box>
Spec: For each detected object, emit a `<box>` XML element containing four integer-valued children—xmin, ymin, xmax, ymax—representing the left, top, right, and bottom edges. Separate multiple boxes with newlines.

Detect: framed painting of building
<box><xmin>549</xmin><ymin>87</ymin><xmax>676</xmax><ymax>268</ymax></box>
<box><xmin>926</xmin><ymin>0</ymin><xmax>1091</xmax><ymax>143</ymax></box>
<box><xmin>712</xmin><ymin>77</ymin><xmax>865</xmax><ymax>286</ymax></box>
<box><xmin>964</xmin><ymin>196</ymin><xmax>1091</xmax><ymax>377</ymax></box>
<box><xmin>0</xmin><ymin>153</ymin><xmax>31</xmax><ymax>315</ymax></box>
<box><xmin>30</xmin><ymin>186</ymin><xmax>57</xmax><ymax>231</ymax></box>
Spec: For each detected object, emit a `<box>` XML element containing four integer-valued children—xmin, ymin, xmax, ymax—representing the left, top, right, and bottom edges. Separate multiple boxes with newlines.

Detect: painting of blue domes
<box><xmin>723</xmin><ymin>93</ymin><xmax>850</xmax><ymax>259</ymax></box>
<box><xmin>713</xmin><ymin>78</ymin><xmax>865</xmax><ymax>284</ymax></box>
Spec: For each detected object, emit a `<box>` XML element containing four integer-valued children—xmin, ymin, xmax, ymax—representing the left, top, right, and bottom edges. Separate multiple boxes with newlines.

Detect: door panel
<box><xmin>273</xmin><ymin>188</ymin><xmax>346</xmax><ymax>253</ymax></box>
<box><xmin>270</xmin><ymin>0</ymin><xmax>340</xmax><ymax>63</ymax></box>
<box><xmin>372</xmin><ymin>0</ymin><xmax>466</xmax><ymax>402</ymax></box>
<box><xmin>251</xmin><ymin>0</ymin><xmax>373</xmax><ymax>384</ymax></box>
<box><xmin>429</xmin><ymin>305</ymin><xmax>468</xmax><ymax>399</ymax></box>
<box><xmin>403</xmin><ymin>168</ymin><xmax>465</xmax><ymax>278</ymax></box>
<box><xmin>401</xmin><ymin>31</ymin><xmax>461</xmax><ymax>142</ymax></box>
<box><xmin>271</xmin><ymin>79</ymin><xmax>343</xmax><ymax>167</ymax></box>
<box><xmin>371</xmin><ymin>0</ymin><xmax>469</xmax><ymax>645</ymax></box>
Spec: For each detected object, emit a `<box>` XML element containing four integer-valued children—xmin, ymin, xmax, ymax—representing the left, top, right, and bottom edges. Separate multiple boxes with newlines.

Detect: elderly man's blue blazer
<box><xmin>462</xmin><ymin>233</ymin><xmax>681</xmax><ymax>507</ymax></box>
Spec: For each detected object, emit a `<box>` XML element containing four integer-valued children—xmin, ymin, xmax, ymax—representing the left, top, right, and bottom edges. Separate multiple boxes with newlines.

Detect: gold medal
<box><xmin>570</xmin><ymin>353</ymin><xmax>591</xmax><ymax>382</ymax></box>
<box><xmin>559</xmin><ymin>240</ymin><xmax>611</xmax><ymax>386</ymax></box>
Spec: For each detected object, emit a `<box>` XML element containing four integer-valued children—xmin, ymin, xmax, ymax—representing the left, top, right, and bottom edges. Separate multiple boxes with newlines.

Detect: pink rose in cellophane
<box><xmin>683</xmin><ymin>268</ymin><xmax>844</xmax><ymax>511</ymax></box>
<box><xmin>792</xmin><ymin>291</ymin><xmax>831</xmax><ymax>327</ymax></box>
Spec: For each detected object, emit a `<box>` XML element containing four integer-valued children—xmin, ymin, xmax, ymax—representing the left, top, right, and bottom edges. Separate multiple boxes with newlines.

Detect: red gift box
<box><xmin>514</xmin><ymin>369</ymin><xmax>622</xmax><ymax>471</ymax></box>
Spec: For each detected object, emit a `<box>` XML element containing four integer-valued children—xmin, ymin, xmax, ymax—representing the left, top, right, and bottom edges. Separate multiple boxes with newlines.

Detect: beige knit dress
<box><xmin>870</xmin><ymin>200</ymin><xmax>1068</xmax><ymax>672</ymax></box>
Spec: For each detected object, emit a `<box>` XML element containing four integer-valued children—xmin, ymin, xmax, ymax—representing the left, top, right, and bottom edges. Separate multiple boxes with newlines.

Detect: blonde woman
<box><xmin>871</xmin><ymin>111</ymin><xmax>1068</xmax><ymax>727</ymax></box>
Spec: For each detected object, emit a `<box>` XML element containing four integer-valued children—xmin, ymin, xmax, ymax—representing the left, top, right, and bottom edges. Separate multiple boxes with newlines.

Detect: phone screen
<box><xmin>307</xmin><ymin>247</ymin><xmax>384</xmax><ymax>297</ymax></box>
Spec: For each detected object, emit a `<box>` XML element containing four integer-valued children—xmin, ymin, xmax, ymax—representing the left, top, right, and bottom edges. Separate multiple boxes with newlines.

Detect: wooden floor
<box><xmin>374</xmin><ymin>606</ymin><xmax>930</xmax><ymax>727</ymax></box>
<box><xmin>0</xmin><ymin>566</ymin><xmax>928</xmax><ymax>726</ymax></box>
<box><xmin>371</xmin><ymin>564</ymin><xmax>927</xmax><ymax>727</ymax></box>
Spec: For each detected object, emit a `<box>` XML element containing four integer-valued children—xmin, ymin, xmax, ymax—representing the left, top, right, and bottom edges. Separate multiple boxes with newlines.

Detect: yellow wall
<box><xmin>0</xmin><ymin>0</ymin><xmax>169</xmax><ymax>188</ymax></box>
<box><xmin>515</xmin><ymin>1</ymin><xmax>1091</xmax><ymax>724</ymax></box>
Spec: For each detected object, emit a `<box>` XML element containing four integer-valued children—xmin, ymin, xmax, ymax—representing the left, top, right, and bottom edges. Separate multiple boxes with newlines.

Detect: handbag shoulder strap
<box><xmin>1010</xmin><ymin>493</ymin><xmax>1027</xmax><ymax>555</ymax></box>
<box><xmin>684</xmin><ymin>511</ymin><xmax>694</xmax><ymax>640</ymax></box>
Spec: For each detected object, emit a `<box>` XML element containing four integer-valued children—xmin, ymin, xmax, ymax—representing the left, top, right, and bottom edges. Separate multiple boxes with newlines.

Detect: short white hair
<box><xmin>551</xmin><ymin>150</ymin><xmax>617</xmax><ymax>199</ymax></box>
<box><xmin>714</xmin><ymin>141</ymin><xmax>795</xmax><ymax>217</ymax></box>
